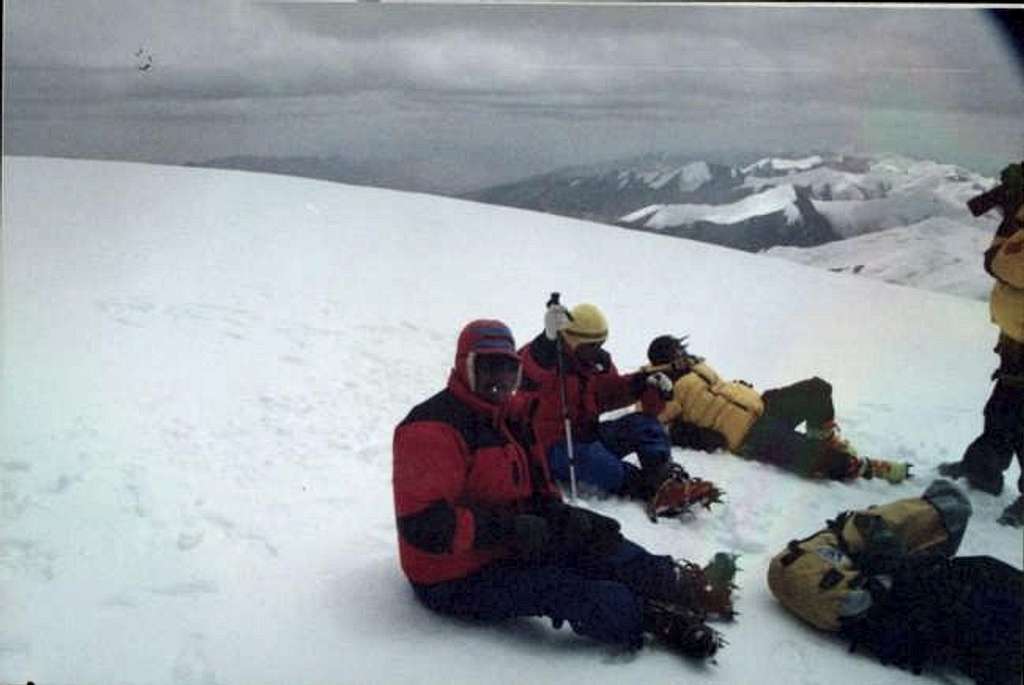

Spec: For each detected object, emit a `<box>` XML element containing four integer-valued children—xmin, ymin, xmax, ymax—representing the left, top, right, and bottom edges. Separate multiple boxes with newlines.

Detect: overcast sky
<box><xmin>4</xmin><ymin>2</ymin><xmax>1023</xmax><ymax>192</ymax></box>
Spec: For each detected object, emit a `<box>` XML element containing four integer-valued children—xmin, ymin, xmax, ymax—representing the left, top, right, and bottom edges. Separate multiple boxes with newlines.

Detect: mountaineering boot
<box><xmin>997</xmin><ymin>495</ymin><xmax>1024</xmax><ymax>527</ymax></box>
<box><xmin>663</xmin><ymin>556</ymin><xmax>739</xmax><ymax>621</ymax></box>
<box><xmin>644</xmin><ymin>462</ymin><xmax>724</xmax><ymax>521</ymax></box>
<box><xmin>854</xmin><ymin>456</ymin><xmax>911</xmax><ymax>484</ymax></box>
<box><xmin>643</xmin><ymin>598</ymin><xmax>723</xmax><ymax>659</ymax></box>
<box><xmin>938</xmin><ymin>460</ymin><xmax>967</xmax><ymax>479</ymax></box>
<box><xmin>700</xmin><ymin>553</ymin><xmax>741</xmax><ymax>620</ymax></box>
<box><xmin>938</xmin><ymin>460</ymin><xmax>1004</xmax><ymax>496</ymax></box>
<box><xmin>646</xmin><ymin>477</ymin><xmax>724</xmax><ymax>520</ymax></box>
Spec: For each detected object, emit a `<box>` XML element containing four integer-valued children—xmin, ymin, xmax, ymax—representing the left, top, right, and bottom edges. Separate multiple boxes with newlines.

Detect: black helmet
<box><xmin>647</xmin><ymin>334</ymin><xmax>689</xmax><ymax>366</ymax></box>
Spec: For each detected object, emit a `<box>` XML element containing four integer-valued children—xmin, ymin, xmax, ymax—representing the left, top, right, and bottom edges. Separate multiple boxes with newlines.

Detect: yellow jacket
<box><xmin>657</xmin><ymin>362</ymin><xmax>765</xmax><ymax>452</ymax></box>
<box><xmin>989</xmin><ymin>209</ymin><xmax>1024</xmax><ymax>343</ymax></box>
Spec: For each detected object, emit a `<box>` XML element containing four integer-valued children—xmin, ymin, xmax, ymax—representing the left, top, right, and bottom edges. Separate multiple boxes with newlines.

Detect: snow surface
<box><xmin>620</xmin><ymin>184</ymin><xmax>801</xmax><ymax>230</ymax></box>
<box><xmin>765</xmin><ymin>217</ymin><xmax>996</xmax><ymax>301</ymax></box>
<box><xmin>3</xmin><ymin>157</ymin><xmax>1021</xmax><ymax>685</ymax></box>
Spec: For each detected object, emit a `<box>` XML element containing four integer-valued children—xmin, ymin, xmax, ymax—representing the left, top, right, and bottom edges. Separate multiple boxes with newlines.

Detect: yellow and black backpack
<box><xmin>766</xmin><ymin>479</ymin><xmax>971</xmax><ymax>631</ymax></box>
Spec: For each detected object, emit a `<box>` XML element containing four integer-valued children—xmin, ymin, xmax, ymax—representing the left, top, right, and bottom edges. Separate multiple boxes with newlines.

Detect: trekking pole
<box><xmin>548</xmin><ymin>292</ymin><xmax>578</xmax><ymax>502</ymax></box>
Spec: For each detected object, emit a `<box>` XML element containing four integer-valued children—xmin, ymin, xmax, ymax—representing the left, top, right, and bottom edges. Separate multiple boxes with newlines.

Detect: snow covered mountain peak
<box><xmin>622</xmin><ymin>183</ymin><xmax>802</xmax><ymax>229</ymax></box>
<box><xmin>741</xmin><ymin>155</ymin><xmax>826</xmax><ymax>176</ymax></box>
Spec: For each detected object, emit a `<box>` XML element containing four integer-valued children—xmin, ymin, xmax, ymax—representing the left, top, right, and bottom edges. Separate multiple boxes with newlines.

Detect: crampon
<box><xmin>669</xmin><ymin>554</ymin><xmax>741</xmax><ymax>621</ymax></box>
<box><xmin>646</xmin><ymin>477</ymin><xmax>724</xmax><ymax>522</ymax></box>
<box><xmin>643</xmin><ymin>598</ymin><xmax>724</xmax><ymax>659</ymax></box>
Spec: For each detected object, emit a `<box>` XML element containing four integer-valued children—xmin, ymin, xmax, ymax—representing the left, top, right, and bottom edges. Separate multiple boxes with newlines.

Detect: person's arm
<box><xmin>988</xmin><ymin>227</ymin><xmax>1024</xmax><ymax>289</ymax></box>
<box><xmin>592</xmin><ymin>357</ymin><xmax>666</xmax><ymax>414</ymax></box>
<box><xmin>393</xmin><ymin>422</ymin><xmax>510</xmax><ymax>552</ymax></box>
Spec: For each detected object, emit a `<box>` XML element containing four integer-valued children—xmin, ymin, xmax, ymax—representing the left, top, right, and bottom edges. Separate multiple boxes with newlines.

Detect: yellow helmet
<box><xmin>562</xmin><ymin>303</ymin><xmax>608</xmax><ymax>348</ymax></box>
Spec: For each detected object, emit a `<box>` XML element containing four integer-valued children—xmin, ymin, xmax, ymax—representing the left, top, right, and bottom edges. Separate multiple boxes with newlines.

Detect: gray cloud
<box><xmin>4</xmin><ymin>1</ymin><xmax>1022</xmax><ymax>189</ymax></box>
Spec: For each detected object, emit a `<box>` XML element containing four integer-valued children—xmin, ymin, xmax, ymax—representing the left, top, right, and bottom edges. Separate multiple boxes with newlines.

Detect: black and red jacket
<box><xmin>392</xmin><ymin>367</ymin><xmax>560</xmax><ymax>585</ymax></box>
<box><xmin>518</xmin><ymin>332</ymin><xmax>664</xmax><ymax>458</ymax></box>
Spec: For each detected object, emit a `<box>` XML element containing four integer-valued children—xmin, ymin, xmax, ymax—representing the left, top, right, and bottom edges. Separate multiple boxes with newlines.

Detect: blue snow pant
<box><xmin>412</xmin><ymin>539</ymin><xmax>678</xmax><ymax>648</ymax></box>
<box><xmin>546</xmin><ymin>413</ymin><xmax>671</xmax><ymax>496</ymax></box>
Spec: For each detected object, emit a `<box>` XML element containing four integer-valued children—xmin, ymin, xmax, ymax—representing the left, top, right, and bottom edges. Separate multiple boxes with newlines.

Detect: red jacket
<box><xmin>392</xmin><ymin>369</ymin><xmax>560</xmax><ymax>585</ymax></box>
<box><xmin>518</xmin><ymin>333</ymin><xmax>663</xmax><ymax>457</ymax></box>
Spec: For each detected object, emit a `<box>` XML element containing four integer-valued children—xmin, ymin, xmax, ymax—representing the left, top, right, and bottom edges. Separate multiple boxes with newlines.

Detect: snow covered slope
<box><xmin>3</xmin><ymin>157</ymin><xmax>1019</xmax><ymax>685</ymax></box>
<box><xmin>765</xmin><ymin>217</ymin><xmax>997</xmax><ymax>301</ymax></box>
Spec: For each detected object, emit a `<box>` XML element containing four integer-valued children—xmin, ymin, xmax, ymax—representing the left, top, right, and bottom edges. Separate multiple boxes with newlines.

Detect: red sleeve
<box><xmin>638</xmin><ymin>386</ymin><xmax>667</xmax><ymax>416</ymax></box>
<box><xmin>392</xmin><ymin>421</ymin><xmax>478</xmax><ymax>553</ymax></box>
<box><xmin>592</xmin><ymin>362</ymin><xmax>646</xmax><ymax>413</ymax></box>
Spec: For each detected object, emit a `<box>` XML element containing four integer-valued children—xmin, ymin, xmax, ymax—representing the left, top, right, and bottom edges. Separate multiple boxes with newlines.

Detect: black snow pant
<box><xmin>962</xmin><ymin>334</ymin><xmax>1024</xmax><ymax>496</ymax></box>
<box><xmin>740</xmin><ymin>377</ymin><xmax>853</xmax><ymax>479</ymax></box>
<box><xmin>841</xmin><ymin>554</ymin><xmax>1023</xmax><ymax>685</ymax></box>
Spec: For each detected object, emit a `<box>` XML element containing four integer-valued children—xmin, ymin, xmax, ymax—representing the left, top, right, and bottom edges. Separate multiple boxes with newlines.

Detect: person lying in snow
<box><xmin>517</xmin><ymin>299</ymin><xmax>722</xmax><ymax>520</ymax></box>
<box><xmin>767</xmin><ymin>479</ymin><xmax>1022</xmax><ymax>685</ymax></box>
<box><xmin>392</xmin><ymin>319</ymin><xmax>737</xmax><ymax>659</ymax></box>
<box><xmin>643</xmin><ymin>334</ymin><xmax>911</xmax><ymax>484</ymax></box>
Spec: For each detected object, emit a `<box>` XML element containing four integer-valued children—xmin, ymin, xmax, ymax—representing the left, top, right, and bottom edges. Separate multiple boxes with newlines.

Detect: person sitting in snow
<box><xmin>393</xmin><ymin>319</ymin><xmax>737</xmax><ymax>660</ymax></box>
<box><xmin>940</xmin><ymin>161</ymin><xmax>1024</xmax><ymax>527</ymax></box>
<box><xmin>517</xmin><ymin>299</ymin><xmax>722</xmax><ymax>520</ymax></box>
<box><xmin>643</xmin><ymin>334</ymin><xmax>911</xmax><ymax>484</ymax></box>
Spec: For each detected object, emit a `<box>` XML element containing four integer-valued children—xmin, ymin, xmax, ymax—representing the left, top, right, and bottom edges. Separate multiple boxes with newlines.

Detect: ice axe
<box><xmin>547</xmin><ymin>292</ymin><xmax>578</xmax><ymax>502</ymax></box>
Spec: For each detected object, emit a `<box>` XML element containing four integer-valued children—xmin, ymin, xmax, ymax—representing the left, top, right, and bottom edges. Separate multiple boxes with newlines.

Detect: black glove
<box><xmin>542</xmin><ymin>502</ymin><xmax>622</xmax><ymax>557</ymax></box>
<box><xmin>570</xmin><ymin>506</ymin><xmax>623</xmax><ymax>556</ymax></box>
<box><xmin>508</xmin><ymin>513</ymin><xmax>551</xmax><ymax>561</ymax></box>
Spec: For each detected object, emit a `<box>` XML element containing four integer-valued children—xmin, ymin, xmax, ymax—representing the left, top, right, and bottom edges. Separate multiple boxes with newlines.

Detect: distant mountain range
<box><xmin>187</xmin><ymin>150</ymin><xmax>1002</xmax><ymax>300</ymax></box>
<box><xmin>462</xmin><ymin>152</ymin><xmax>997</xmax><ymax>254</ymax></box>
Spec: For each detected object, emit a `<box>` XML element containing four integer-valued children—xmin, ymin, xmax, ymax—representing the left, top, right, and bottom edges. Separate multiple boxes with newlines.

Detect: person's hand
<box><xmin>544</xmin><ymin>305</ymin><xmax>572</xmax><ymax>341</ymax></box>
<box><xmin>647</xmin><ymin>371</ymin><xmax>674</xmax><ymax>400</ymax></box>
<box><xmin>509</xmin><ymin>514</ymin><xmax>550</xmax><ymax>561</ymax></box>
<box><xmin>561</xmin><ymin>505</ymin><xmax>622</xmax><ymax>556</ymax></box>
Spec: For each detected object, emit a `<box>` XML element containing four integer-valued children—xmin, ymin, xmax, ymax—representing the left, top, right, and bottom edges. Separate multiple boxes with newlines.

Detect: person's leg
<box><xmin>760</xmin><ymin>377</ymin><xmax>835</xmax><ymax>431</ymax></box>
<box><xmin>571</xmin><ymin>538</ymin><xmax>678</xmax><ymax>600</ymax></box>
<box><xmin>597</xmin><ymin>413</ymin><xmax>672</xmax><ymax>471</ymax></box>
<box><xmin>598</xmin><ymin>413</ymin><xmax>690</xmax><ymax>500</ymax></box>
<box><xmin>571</xmin><ymin>537</ymin><xmax>737</xmax><ymax>621</ymax></box>
<box><xmin>961</xmin><ymin>381</ymin><xmax>1021</xmax><ymax>495</ymax></box>
<box><xmin>412</xmin><ymin>560</ymin><xmax>645</xmax><ymax>648</ymax></box>
<box><xmin>950</xmin><ymin>336</ymin><xmax>1024</xmax><ymax>496</ymax></box>
<box><xmin>742</xmin><ymin>416</ymin><xmax>853</xmax><ymax>479</ymax></box>
<box><xmin>547</xmin><ymin>439</ymin><xmax>629</xmax><ymax>495</ymax></box>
